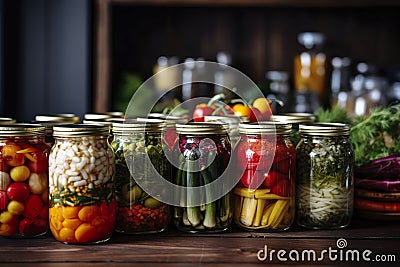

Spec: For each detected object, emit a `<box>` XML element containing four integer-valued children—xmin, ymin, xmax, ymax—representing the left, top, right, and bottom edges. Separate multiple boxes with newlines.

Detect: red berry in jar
<box><xmin>6</xmin><ymin>182</ymin><xmax>30</xmax><ymax>202</ymax></box>
<box><xmin>23</xmin><ymin>194</ymin><xmax>43</xmax><ymax>218</ymax></box>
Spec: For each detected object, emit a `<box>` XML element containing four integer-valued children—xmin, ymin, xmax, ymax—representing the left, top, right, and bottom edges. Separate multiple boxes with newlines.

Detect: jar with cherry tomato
<box><xmin>233</xmin><ymin>122</ymin><xmax>296</xmax><ymax>231</ymax></box>
<box><xmin>0</xmin><ymin>124</ymin><xmax>50</xmax><ymax>238</ymax></box>
<box><xmin>49</xmin><ymin>125</ymin><xmax>116</xmax><ymax>244</ymax></box>
<box><xmin>111</xmin><ymin>120</ymin><xmax>171</xmax><ymax>234</ymax></box>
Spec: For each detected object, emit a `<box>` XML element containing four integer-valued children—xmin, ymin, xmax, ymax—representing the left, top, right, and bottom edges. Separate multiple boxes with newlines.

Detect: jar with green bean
<box><xmin>173</xmin><ymin>122</ymin><xmax>232</xmax><ymax>233</ymax></box>
<box><xmin>111</xmin><ymin>120</ymin><xmax>170</xmax><ymax>234</ymax></box>
<box><xmin>296</xmin><ymin>123</ymin><xmax>354</xmax><ymax>229</ymax></box>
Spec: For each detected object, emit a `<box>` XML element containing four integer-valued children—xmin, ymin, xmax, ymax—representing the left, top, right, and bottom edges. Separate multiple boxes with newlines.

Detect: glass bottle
<box><xmin>49</xmin><ymin>124</ymin><xmax>116</xmax><ymax>244</ymax></box>
<box><xmin>233</xmin><ymin>122</ymin><xmax>296</xmax><ymax>231</ymax></box>
<box><xmin>296</xmin><ymin>123</ymin><xmax>354</xmax><ymax>229</ymax></box>
<box><xmin>0</xmin><ymin>124</ymin><xmax>49</xmax><ymax>238</ymax></box>
<box><xmin>294</xmin><ymin>32</ymin><xmax>328</xmax><ymax>107</ymax></box>
<box><xmin>173</xmin><ymin>122</ymin><xmax>232</xmax><ymax>233</ymax></box>
<box><xmin>111</xmin><ymin>120</ymin><xmax>170</xmax><ymax>234</ymax></box>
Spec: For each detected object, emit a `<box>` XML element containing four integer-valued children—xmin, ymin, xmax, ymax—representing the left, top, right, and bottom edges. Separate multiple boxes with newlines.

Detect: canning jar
<box><xmin>233</xmin><ymin>122</ymin><xmax>296</xmax><ymax>231</ymax></box>
<box><xmin>0</xmin><ymin>124</ymin><xmax>49</xmax><ymax>237</ymax></box>
<box><xmin>111</xmin><ymin>120</ymin><xmax>170</xmax><ymax>234</ymax></box>
<box><xmin>272</xmin><ymin>113</ymin><xmax>315</xmax><ymax>145</ymax></box>
<box><xmin>173</xmin><ymin>122</ymin><xmax>232</xmax><ymax>233</ymax></box>
<box><xmin>296</xmin><ymin>123</ymin><xmax>354</xmax><ymax>229</ymax></box>
<box><xmin>49</xmin><ymin>124</ymin><xmax>116</xmax><ymax>244</ymax></box>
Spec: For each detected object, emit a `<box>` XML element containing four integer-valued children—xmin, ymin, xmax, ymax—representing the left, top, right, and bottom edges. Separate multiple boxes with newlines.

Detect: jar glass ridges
<box><xmin>49</xmin><ymin>124</ymin><xmax>116</xmax><ymax>244</ymax></box>
<box><xmin>111</xmin><ymin>120</ymin><xmax>170</xmax><ymax>234</ymax></box>
<box><xmin>173</xmin><ymin>122</ymin><xmax>233</xmax><ymax>233</ymax></box>
<box><xmin>233</xmin><ymin>122</ymin><xmax>296</xmax><ymax>231</ymax></box>
<box><xmin>0</xmin><ymin>124</ymin><xmax>49</xmax><ymax>238</ymax></box>
<box><xmin>296</xmin><ymin>123</ymin><xmax>354</xmax><ymax>229</ymax></box>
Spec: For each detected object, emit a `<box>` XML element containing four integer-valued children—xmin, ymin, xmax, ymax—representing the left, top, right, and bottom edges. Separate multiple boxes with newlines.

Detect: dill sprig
<box><xmin>316</xmin><ymin>105</ymin><xmax>353</xmax><ymax>125</ymax></box>
<box><xmin>350</xmin><ymin>105</ymin><xmax>400</xmax><ymax>167</ymax></box>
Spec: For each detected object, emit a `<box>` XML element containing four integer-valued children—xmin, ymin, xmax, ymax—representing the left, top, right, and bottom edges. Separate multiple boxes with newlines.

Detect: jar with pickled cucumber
<box><xmin>296</xmin><ymin>123</ymin><xmax>354</xmax><ymax>229</ymax></box>
<box><xmin>111</xmin><ymin>120</ymin><xmax>170</xmax><ymax>234</ymax></box>
<box><xmin>233</xmin><ymin>122</ymin><xmax>296</xmax><ymax>231</ymax></box>
<box><xmin>49</xmin><ymin>124</ymin><xmax>116</xmax><ymax>244</ymax></box>
<box><xmin>173</xmin><ymin>122</ymin><xmax>233</xmax><ymax>233</ymax></box>
<box><xmin>0</xmin><ymin>124</ymin><xmax>50</xmax><ymax>238</ymax></box>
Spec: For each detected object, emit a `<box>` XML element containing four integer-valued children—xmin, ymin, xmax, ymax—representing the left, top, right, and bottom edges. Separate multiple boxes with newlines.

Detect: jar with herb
<box><xmin>49</xmin><ymin>124</ymin><xmax>116</xmax><ymax>244</ymax></box>
<box><xmin>296</xmin><ymin>123</ymin><xmax>354</xmax><ymax>229</ymax></box>
<box><xmin>0</xmin><ymin>124</ymin><xmax>49</xmax><ymax>237</ymax></box>
<box><xmin>233</xmin><ymin>122</ymin><xmax>296</xmax><ymax>231</ymax></box>
<box><xmin>111</xmin><ymin>120</ymin><xmax>170</xmax><ymax>234</ymax></box>
<box><xmin>173</xmin><ymin>122</ymin><xmax>232</xmax><ymax>233</ymax></box>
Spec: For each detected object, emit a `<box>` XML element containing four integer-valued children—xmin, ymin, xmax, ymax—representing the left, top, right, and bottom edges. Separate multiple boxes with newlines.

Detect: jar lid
<box><xmin>112</xmin><ymin>119</ymin><xmax>165</xmax><ymax>134</ymax></box>
<box><xmin>0</xmin><ymin>118</ymin><xmax>16</xmax><ymax>124</ymax></box>
<box><xmin>204</xmin><ymin>115</ymin><xmax>250</xmax><ymax>126</ymax></box>
<box><xmin>105</xmin><ymin>111</ymin><xmax>124</xmax><ymax>117</ymax></box>
<box><xmin>272</xmin><ymin>113</ymin><xmax>315</xmax><ymax>124</ymax></box>
<box><xmin>35</xmin><ymin>114</ymin><xmax>79</xmax><ymax>123</ymax></box>
<box><xmin>53</xmin><ymin>124</ymin><xmax>109</xmax><ymax>137</ymax></box>
<box><xmin>83</xmin><ymin>113</ymin><xmax>113</xmax><ymax>120</ymax></box>
<box><xmin>299</xmin><ymin>123</ymin><xmax>350</xmax><ymax>136</ymax></box>
<box><xmin>0</xmin><ymin>123</ymin><xmax>46</xmax><ymax>136</ymax></box>
<box><xmin>176</xmin><ymin>122</ymin><xmax>228</xmax><ymax>135</ymax></box>
<box><xmin>239</xmin><ymin>122</ymin><xmax>291</xmax><ymax>134</ymax></box>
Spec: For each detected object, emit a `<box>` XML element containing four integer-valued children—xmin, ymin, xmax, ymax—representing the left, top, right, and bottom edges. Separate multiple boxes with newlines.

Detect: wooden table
<box><xmin>1</xmin><ymin>215</ymin><xmax>399</xmax><ymax>266</ymax></box>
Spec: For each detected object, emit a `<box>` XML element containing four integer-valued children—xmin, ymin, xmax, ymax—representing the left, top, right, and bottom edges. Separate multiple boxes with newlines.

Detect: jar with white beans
<box><xmin>49</xmin><ymin>124</ymin><xmax>116</xmax><ymax>244</ymax></box>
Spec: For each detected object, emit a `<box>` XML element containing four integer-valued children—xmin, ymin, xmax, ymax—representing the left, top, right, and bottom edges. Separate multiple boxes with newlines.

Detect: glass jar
<box><xmin>0</xmin><ymin>124</ymin><xmax>49</xmax><ymax>237</ymax></box>
<box><xmin>296</xmin><ymin>123</ymin><xmax>354</xmax><ymax>229</ymax></box>
<box><xmin>233</xmin><ymin>122</ymin><xmax>296</xmax><ymax>231</ymax></box>
<box><xmin>111</xmin><ymin>120</ymin><xmax>170</xmax><ymax>234</ymax></box>
<box><xmin>173</xmin><ymin>122</ymin><xmax>232</xmax><ymax>233</ymax></box>
<box><xmin>272</xmin><ymin>113</ymin><xmax>315</xmax><ymax>145</ymax></box>
<box><xmin>49</xmin><ymin>124</ymin><xmax>116</xmax><ymax>244</ymax></box>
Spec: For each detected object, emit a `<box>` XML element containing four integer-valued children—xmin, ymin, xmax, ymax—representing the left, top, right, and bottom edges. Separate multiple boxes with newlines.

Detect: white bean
<box><xmin>66</xmin><ymin>150</ymin><xmax>75</xmax><ymax>158</ymax></box>
<box><xmin>74</xmin><ymin>180</ymin><xmax>87</xmax><ymax>187</ymax></box>
<box><xmin>66</xmin><ymin>170</ymin><xmax>79</xmax><ymax>176</ymax></box>
<box><xmin>72</xmin><ymin>156</ymin><xmax>81</xmax><ymax>163</ymax></box>
<box><xmin>68</xmin><ymin>176</ymin><xmax>81</xmax><ymax>183</ymax></box>
<box><xmin>88</xmin><ymin>183</ymin><xmax>93</xmax><ymax>189</ymax></box>
<box><xmin>81</xmin><ymin>169</ymin><xmax>89</xmax><ymax>180</ymax></box>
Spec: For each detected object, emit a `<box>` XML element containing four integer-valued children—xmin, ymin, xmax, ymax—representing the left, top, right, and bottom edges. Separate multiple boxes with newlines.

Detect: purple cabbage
<box><xmin>355</xmin><ymin>178</ymin><xmax>400</xmax><ymax>192</ymax></box>
<box><xmin>356</xmin><ymin>154</ymin><xmax>400</xmax><ymax>180</ymax></box>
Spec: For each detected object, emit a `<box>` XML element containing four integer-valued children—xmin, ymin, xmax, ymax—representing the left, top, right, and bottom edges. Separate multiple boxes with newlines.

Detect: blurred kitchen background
<box><xmin>1</xmin><ymin>0</ymin><xmax>400</xmax><ymax>121</ymax></box>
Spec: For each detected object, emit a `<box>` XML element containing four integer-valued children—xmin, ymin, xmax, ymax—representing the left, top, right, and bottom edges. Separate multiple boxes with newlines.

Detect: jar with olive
<box><xmin>111</xmin><ymin>120</ymin><xmax>170</xmax><ymax>234</ymax></box>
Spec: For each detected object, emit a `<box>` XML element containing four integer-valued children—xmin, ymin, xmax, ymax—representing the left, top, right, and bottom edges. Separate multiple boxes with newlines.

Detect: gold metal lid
<box><xmin>0</xmin><ymin>118</ymin><xmax>16</xmax><ymax>124</ymax></box>
<box><xmin>53</xmin><ymin>124</ymin><xmax>109</xmax><ymax>137</ymax></box>
<box><xmin>176</xmin><ymin>122</ymin><xmax>228</xmax><ymax>135</ymax></box>
<box><xmin>35</xmin><ymin>114</ymin><xmax>79</xmax><ymax>123</ymax></box>
<box><xmin>204</xmin><ymin>115</ymin><xmax>249</xmax><ymax>126</ymax></box>
<box><xmin>239</xmin><ymin>122</ymin><xmax>291</xmax><ymax>135</ymax></box>
<box><xmin>105</xmin><ymin>111</ymin><xmax>124</xmax><ymax>117</ymax></box>
<box><xmin>0</xmin><ymin>123</ymin><xmax>46</xmax><ymax>136</ymax></box>
<box><xmin>83</xmin><ymin>113</ymin><xmax>113</xmax><ymax>120</ymax></box>
<box><xmin>112</xmin><ymin>119</ymin><xmax>165</xmax><ymax>134</ymax></box>
<box><xmin>299</xmin><ymin>123</ymin><xmax>350</xmax><ymax>136</ymax></box>
<box><xmin>272</xmin><ymin>113</ymin><xmax>315</xmax><ymax>124</ymax></box>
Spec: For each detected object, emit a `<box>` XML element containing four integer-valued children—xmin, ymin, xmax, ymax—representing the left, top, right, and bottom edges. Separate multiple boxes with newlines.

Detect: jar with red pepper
<box><xmin>111</xmin><ymin>120</ymin><xmax>171</xmax><ymax>234</ymax></box>
<box><xmin>233</xmin><ymin>122</ymin><xmax>296</xmax><ymax>231</ymax></box>
<box><xmin>0</xmin><ymin>124</ymin><xmax>49</xmax><ymax>237</ymax></box>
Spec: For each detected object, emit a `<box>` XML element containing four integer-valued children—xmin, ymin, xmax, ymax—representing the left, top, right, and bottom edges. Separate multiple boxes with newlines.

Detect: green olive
<box><xmin>124</xmin><ymin>185</ymin><xmax>142</xmax><ymax>204</ymax></box>
<box><xmin>144</xmin><ymin>197</ymin><xmax>161</xmax><ymax>209</ymax></box>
